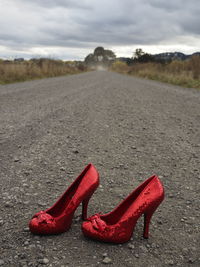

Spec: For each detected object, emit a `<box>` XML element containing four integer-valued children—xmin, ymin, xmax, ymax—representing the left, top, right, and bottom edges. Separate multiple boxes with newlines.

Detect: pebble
<box><xmin>0</xmin><ymin>260</ymin><xmax>4</xmax><ymax>266</ymax></box>
<box><xmin>0</xmin><ymin>220</ymin><xmax>4</xmax><ymax>226</ymax></box>
<box><xmin>135</xmin><ymin>254</ymin><xmax>139</xmax><ymax>258</ymax></box>
<box><xmin>38</xmin><ymin>201</ymin><xmax>47</xmax><ymax>207</ymax></box>
<box><xmin>139</xmin><ymin>245</ymin><xmax>148</xmax><ymax>253</ymax></box>
<box><xmin>188</xmin><ymin>258</ymin><xmax>196</xmax><ymax>263</ymax></box>
<box><xmin>29</xmin><ymin>244</ymin><xmax>36</xmax><ymax>249</ymax></box>
<box><xmin>38</xmin><ymin>258</ymin><xmax>49</xmax><ymax>264</ymax></box>
<box><xmin>102</xmin><ymin>257</ymin><xmax>112</xmax><ymax>264</ymax></box>
<box><xmin>157</xmin><ymin>219</ymin><xmax>163</xmax><ymax>225</ymax></box>
<box><xmin>5</xmin><ymin>202</ymin><xmax>12</xmax><ymax>208</ymax></box>
<box><xmin>128</xmin><ymin>243</ymin><xmax>135</xmax><ymax>249</ymax></box>
<box><xmin>165</xmin><ymin>259</ymin><xmax>174</xmax><ymax>265</ymax></box>
<box><xmin>60</xmin><ymin>167</ymin><xmax>65</xmax><ymax>171</ymax></box>
<box><xmin>74</xmin><ymin>215</ymin><xmax>81</xmax><ymax>223</ymax></box>
<box><xmin>14</xmin><ymin>158</ymin><xmax>20</xmax><ymax>162</ymax></box>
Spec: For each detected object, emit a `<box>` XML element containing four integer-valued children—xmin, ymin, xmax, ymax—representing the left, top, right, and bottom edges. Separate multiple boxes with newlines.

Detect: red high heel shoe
<box><xmin>82</xmin><ymin>175</ymin><xmax>164</xmax><ymax>243</ymax></box>
<box><xmin>29</xmin><ymin>163</ymin><xmax>99</xmax><ymax>235</ymax></box>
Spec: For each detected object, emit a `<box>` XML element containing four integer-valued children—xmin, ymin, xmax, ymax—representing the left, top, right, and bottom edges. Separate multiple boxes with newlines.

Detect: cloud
<box><xmin>0</xmin><ymin>0</ymin><xmax>199</xmax><ymax>59</ymax></box>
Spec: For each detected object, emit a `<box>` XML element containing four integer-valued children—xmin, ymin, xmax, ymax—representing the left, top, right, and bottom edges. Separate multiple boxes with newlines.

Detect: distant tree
<box><xmin>133</xmin><ymin>48</ymin><xmax>145</xmax><ymax>59</ymax></box>
<box><xmin>84</xmin><ymin>47</ymin><xmax>116</xmax><ymax>67</ymax></box>
<box><xmin>137</xmin><ymin>53</ymin><xmax>155</xmax><ymax>63</ymax></box>
<box><xmin>94</xmin><ymin>47</ymin><xmax>105</xmax><ymax>56</ymax></box>
<box><xmin>84</xmin><ymin>53</ymin><xmax>95</xmax><ymax>65</ymax></box>
<box><xmin>126</xmin><ymin>58</ymin><xmax>134</xmax><ymax>65</ymax></box>
<box><xmin>133</xmin><ymin>48</ymin><xmax>155</xmax><ymax>63</ymax></box>
<box><xmin>104</xmin><ymin>49</ymin><xmax>116</xmax><ymax>60</ymax></box>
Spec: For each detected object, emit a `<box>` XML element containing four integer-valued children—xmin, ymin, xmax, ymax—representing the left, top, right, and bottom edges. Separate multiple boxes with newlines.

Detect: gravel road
<box><xmin>0</xmin><ymin>71</ymin><xmax>199</xmax><ymax>267</ymax></box>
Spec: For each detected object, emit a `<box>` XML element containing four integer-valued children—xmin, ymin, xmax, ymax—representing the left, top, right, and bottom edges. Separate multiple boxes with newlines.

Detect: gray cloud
<box><xmin>0</xmin><ymin>0</ymin><xmax>199</xmax><ymax>59</ymax></box>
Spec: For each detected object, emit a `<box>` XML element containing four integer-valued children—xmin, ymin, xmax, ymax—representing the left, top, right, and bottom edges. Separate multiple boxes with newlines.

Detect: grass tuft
<box><xmin>0</xmin><ymin>59</ymin><xmax>87</xmax><ymax>84</ymax></box>
<box><xmin>111</xmin><ymin>56</ymin><xmax>200</xmax><ymax>89</ymax></box>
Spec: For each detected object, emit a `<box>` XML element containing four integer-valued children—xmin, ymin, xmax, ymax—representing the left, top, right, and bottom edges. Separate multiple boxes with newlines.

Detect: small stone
<box><xmin>19</xmin><ymin>253</ymin><xmax>26</xmax><ymax>259</ymax></box>
<box><xmin>60</xmin><ymin>167</ymin><xmax>65</xmax><ymax>171</ymax></box>
<box><xmin>128</xmin><ymin>243</ymin><xmax>135</xmax><ymax>249</ymax></box>
<box><xmin>72</xmin><ymin>149</ymin><xmax>79</xmax><ymax>154</ymax></box>
<box><xmin>29</xmin><ymin>244</ymin><xmax>36</xmax><ymax>249</ymax></box>
<box><xmin>38</xmin><ymin>258</ymin><xmax>49</xmax><ymax>264</ymax></box>
<box><xmin>139</xmin><ymin>245</ymin><xmax>148</xmax><ymax>253</ymax></box>
<box><xmin>0</xmin><ymin>220</ymin><xmax>4</xmax><ymax>226</ymax></box>
<box><xmin>38</xmin><ymin>201</ymin><xmax>47</xmax><ymax>207</ymax></box>
<box><xmin>151</xmin><ymin>243</ymin><xmax>157</xmax><ymax>248</ymax></box>
<box><xmin>74</xmin><ymin>215</ymin><xmax>81</xmax><ymax>223</ymax></box>
<box><xmin>102</xmin><ymin>253</ymin><xmax>108</xmax><ymax>257</ymax></box>
<box><xmin>135</xmin><ymin>254</ymin><xmax>139</xmax><ymax>258</ymax></box>
<box><xmin>14</xmin><ymin>158</ymin><xmax>20</xmax><ymax>162</ymax></box>
<box><xmin>24</xmin><ymin>241</ymin><xmax>29</xmax><ymax>246</ymax></box>
<box><xmin>0</xmin><ymin>260</ymin><xmax>4</xmax><ymax>266</ymax></box>
<box><xmin>188</xmin><ymin>258</ymin><xmax>195</xmax><ymax>263</ymax></box>
<box><xmin>165</xmin><ymin>259</ymin><xmax>174</xmax><ymax>265</ymax></box>
<box><xmin>102</xmin><ymin>257</ymin><xmax>112</xmax><ymax>264</ymax></box>
<box><xmin>5</xmin><ymin>202</ymin><xmax>12</xmax><ymax>208</ymax></box>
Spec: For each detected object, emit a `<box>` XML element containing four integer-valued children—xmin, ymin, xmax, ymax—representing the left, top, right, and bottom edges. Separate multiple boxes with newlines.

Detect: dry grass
<box><xmin>111</xmin><ymin>56</ymin><xmax>200</xmax><ymax>89</ymax></box>
<box><xmin>0</xmin><ymin>59</ymin><xmax>87</xmax><ymax>84</ymax></box>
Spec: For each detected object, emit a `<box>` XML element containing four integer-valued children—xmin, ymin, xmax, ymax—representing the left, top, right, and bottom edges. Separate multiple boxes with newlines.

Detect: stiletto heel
<box><xmin>82</xmin><ymin>175</ymin><xmax>164</xmax><ymax>243</ymax></box>
<box><xmin>143</xmin><ymin>206</ymin><xmax>157</xmax><ymax>239</ymax></box>
<box><xmin>82</xmin><ymin>194</ymin><xmax>93</xmax><ymax>220</ymax></box>
<box><xmin>29</xmin><ymin>163</ymin><xmax>99</xmax><ymax>235</ymax></box>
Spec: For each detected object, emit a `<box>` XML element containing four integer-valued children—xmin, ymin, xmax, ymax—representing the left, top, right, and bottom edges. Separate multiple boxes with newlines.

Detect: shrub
<box><xmin>111</xmin><ymin>56</ymin><xmax>200</xmax><ymax>89</ymax></box>
<box><xmin>0</xmin><ymin>59</ymin><xmax>88</xmax><ymax>84</ymax></box>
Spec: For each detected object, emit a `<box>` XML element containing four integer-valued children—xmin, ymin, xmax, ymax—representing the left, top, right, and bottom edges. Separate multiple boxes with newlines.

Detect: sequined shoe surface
<box><xmin>82</xmin><ymin>175</ymin><xmax>164</xmax><ymax>243</ymax></box>
<box><xmin>29</xmin><ymin>163</ymin><xmax>99</xmax><ymax>235</ymax></box>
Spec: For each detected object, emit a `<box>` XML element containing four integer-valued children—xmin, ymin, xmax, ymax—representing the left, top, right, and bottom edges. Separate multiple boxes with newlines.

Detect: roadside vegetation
<box><xmin>1</xmin><ymin>47</ymin><xmax>200</xmax><ymax>89</ymax></box>
<box><xmin>0</xmin><ymin>58</ymin><xmax>87</xmax><ymax>84</ymax></box>
<box><xmin>110</xmin><ymin>49</ymin><xmax>200</xmax><ymax>89</ymax></box>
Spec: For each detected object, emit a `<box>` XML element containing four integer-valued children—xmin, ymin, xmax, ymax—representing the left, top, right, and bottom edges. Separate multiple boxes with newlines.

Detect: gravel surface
<box><xmin>0</xmin><ymin>71</ymin><xmax>199</xmax><ymax>267</ymax></box>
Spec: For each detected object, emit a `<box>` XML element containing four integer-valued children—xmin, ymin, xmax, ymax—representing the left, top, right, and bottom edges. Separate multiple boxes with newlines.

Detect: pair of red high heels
<box><xmin>29</xmin><ymin>163</ymin><xmax>164</xmax><ymax>243</ymax></box>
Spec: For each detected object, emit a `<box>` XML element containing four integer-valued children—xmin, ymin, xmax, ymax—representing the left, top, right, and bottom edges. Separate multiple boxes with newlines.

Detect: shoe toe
<box><xmin>29</xmin><ymin>212</ymin><xmax>56</xmax><ymax>235</ymax></box>
<box><xmin>29</xmin><ymin>217</ymin><xmax>41</xmax><ymax>234</ymax></box>
<box><xmin>82</xmin><ymin>221</ymin><xmax>94</xmax><ymax>236</ymax></box>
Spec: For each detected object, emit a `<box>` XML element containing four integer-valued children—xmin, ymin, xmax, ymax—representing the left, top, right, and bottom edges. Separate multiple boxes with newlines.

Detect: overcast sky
<box><xmin>0</xmin><ymin>0</ymin><xmax>199</xmax><ymax>60</ymax></box>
